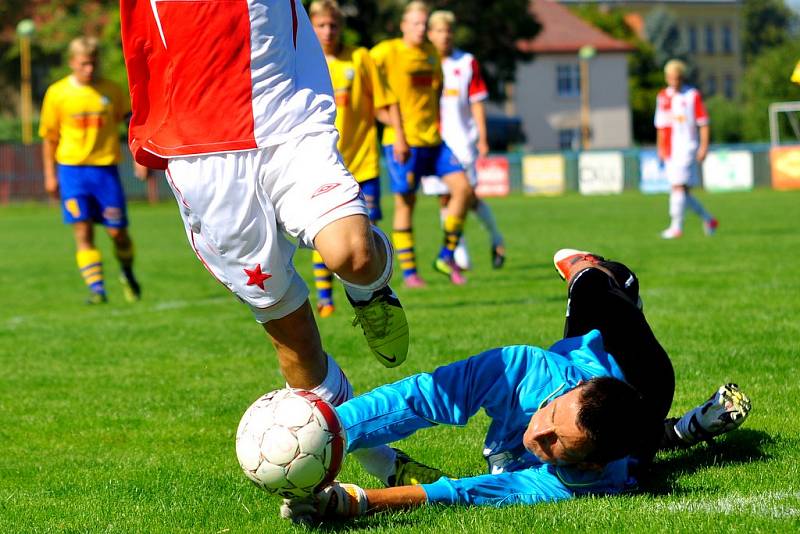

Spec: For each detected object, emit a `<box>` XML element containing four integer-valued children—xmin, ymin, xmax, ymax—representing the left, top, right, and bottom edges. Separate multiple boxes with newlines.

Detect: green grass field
<box><xmin>2</xmin><ymin>189</ymin><xmax>799</xmax><ymax>533</ymax></box>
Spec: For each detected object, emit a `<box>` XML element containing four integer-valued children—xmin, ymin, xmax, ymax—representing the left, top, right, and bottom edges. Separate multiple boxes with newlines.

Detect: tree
<box><xmin>740</xmin><ymin>39</ymin><xmax>800</xmax><ymax>142</ymax></box>
<box><xmin>329</xmin><ymin>0</ymin><xmax>540</xmax><ymax>101</ymax></box>
<box><xmin>742</xmin><ymin>0</ymin><xmax>797</xmax><ymax>65</ymax></box>
<box><xmin>643</xmin><ymin>7</ymin><xmax>692</xmax><ymax>77</ymax></box>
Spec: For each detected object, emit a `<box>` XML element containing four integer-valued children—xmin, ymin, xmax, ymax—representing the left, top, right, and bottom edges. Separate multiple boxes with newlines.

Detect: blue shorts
<box><xmin>383</xmin><ymin>143</ymin><xmax>463</xmax><ymax>194</ymax></box>
<box><xmin>57</xmin><ymin>164</ymin><xmax>128</xmax><ymax>228</ymax></box>
<box><xmin>359</xmin><ymin>177</ymin><xmax>382</xmax><ymax>222</ymax></box>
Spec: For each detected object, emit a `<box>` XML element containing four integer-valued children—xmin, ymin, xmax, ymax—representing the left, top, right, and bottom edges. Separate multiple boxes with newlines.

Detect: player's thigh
<box><xmin>383</xmin><ymin>145</ymin><xmax>422</xmax><ymax>195</ymax></box>
<box><xmin>268</xmin><ymin>131</ymin><xmax>367</xmax><ymax>249</ymax></box>
<box><xmin>665</xmin><ymin>159</ymin><xmax>699</xmax><ymax>187</ymax></box>
<box><xmin>166</xmin><ymin>151</ymin><xmax>298</xmax><ymax>311</ymax></box>
<box><xmin>88</xmin><ymin>165</ymin><xmax>129</xmax><ymax>229</ymax></box>
<box><xmin>57</xmin><ymin>165</ymin><xmax>96</xmax><ymax>225</ymax></box>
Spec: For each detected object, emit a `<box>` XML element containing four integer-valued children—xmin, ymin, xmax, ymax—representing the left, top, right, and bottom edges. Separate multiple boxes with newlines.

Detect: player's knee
<box><xmin>319</xmin><ymin>231</ymin><xmax>375</xmax><ymax>278</ymax></box>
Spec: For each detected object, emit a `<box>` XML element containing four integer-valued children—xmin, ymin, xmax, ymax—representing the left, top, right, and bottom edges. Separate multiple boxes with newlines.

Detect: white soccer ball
<box><xmin>235</xmin><ymin>388</ymin><xmax>346</xmax><ymax>498</ymax></box>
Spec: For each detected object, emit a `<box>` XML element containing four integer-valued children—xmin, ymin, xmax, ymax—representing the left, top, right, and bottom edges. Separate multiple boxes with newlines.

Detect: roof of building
<box><xmin>518</xmin><ymin>0</ymin><xmax>635</xmax><ymax>54</ymax></box>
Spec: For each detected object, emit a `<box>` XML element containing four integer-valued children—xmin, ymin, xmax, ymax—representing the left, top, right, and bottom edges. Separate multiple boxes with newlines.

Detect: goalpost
<box><xmin>768</xmin><ymin>101</ymin><xmax>800</xmax><ymax>145</ymax></box>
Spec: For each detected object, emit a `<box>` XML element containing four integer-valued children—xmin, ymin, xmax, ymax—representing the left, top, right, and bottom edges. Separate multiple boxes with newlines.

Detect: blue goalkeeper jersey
<box><xmin>336</xmin><ymin>329</ymin><xmax>638</xmax><ymax>506</ymax></box>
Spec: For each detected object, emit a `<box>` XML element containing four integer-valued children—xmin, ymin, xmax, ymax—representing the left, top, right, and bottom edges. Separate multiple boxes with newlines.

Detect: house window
<box><xmin>706</xmin><ymin>75</ymin><xmax>717</xmax><ymax>96</ymax></box>
<box><xmin>556</xmin><ymin>64</ymin><xmax>580</xmax><ymax>97</ymax></box>
<box><xmin>724</xmin><ymin>74</ymin><xmax>735</xmax><ymax>99</ymax></box>
<box><xmin>558</xmin><ymin>129</ymin><xmax>579</xmax><ymax>150</ymax></box>
<box><xmin>687</xmin><ymin>25</ymin><xmax>698</xmax><ymax>53</ymax></box>
<box><xmin>705</xmin><ymin>24</ymin><xmax>715</xmax><ymax>54</ymax></box>
<box><xmin>722</xmin><ymin>24</ymin><xmax>733</xmax><ymax>54</ymax></box>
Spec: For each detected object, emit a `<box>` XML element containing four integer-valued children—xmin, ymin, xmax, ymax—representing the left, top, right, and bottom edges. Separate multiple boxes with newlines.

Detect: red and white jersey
<box><xmin>439</xmin><ymin>49</ymin><xmax>489</xmax><ymax>165</ymax></box>
<box><xmin>120</xmin><ymin>0</ymin><xmax>337</xmax><ymax>169</ymax></box>
<box><xmin>654</xmin><ymin>85</ymin><xmax>709</xmax><ymax>164</ymax></box>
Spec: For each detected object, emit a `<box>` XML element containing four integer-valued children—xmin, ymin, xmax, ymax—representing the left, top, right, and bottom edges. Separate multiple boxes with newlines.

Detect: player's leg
<box><xmin>473</xmin><ymin>198</ymin><xmax>505</xmax><ymax>269</ymax></box>
<box><xmin>433</xmin><ymin>144</ymin><xmax>474</xmax><ymax>284</ymax></box>
<box><xmin>275</xmin><ymin>132</ymin><xmax>408</xmax><ymax>367</ymax></box>
<box><xmin>92</xmin><ymin>164</ymin><xmax>141</xmax><ymax>301</ymax></box>
<box><xmin>59</xmin><ymin>165</ymin><xmax>107</xmax><ymax>303</ymax></box>
<box><xmin>554</xmin><ymin>249</ymin><xmax>674</xmax><ymax>459</ymax></box>
<box><xmin>684</xmin><ymin>184</ymin><xmax>718</xmax><ymax>236</ymax></box>
<box><xmin>383</xmin><ymin>145</ymin><xmax>425</xmax><ymax>288</ymax></box>
<box><xmin>311</xmin><ymin>250</ymin><xmax>335</xmax><ymax>318</ymax></box>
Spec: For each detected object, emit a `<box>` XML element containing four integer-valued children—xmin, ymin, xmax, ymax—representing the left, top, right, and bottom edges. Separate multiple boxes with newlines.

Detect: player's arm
<box><xmin>656</xmin><ymin>128</ymin><xmax>666</xmax><ymax>162</ymax></box>
<box><xmin>365</xmin><ymin>46</ymin><xmax>409</xmax><ymax>163</ymax></box>
<box><xmin>42</xmin><ymin>137</ymin><xmax>59</xmax><ymax>200</ymax></box>
<box><xmin>471</xmin><ymin>100</ymin><xmax>489</xmax><ymax>158</ymax></box>
<box><xmin>696</xmin><ymin>124</ymin><xmax>710</xmax><ymax>163</ymax></box>
<box><xmin>39</xmin><ymin>88</ymin><xmax>60</xmax><ymax>199</ymax></box>
<box><xmin>380</xmin><ymin>103</ymin><xmax>409</xmax><ymax>163</ymax></box>
<box><xmin>694</xmin><ymin>90</ymin><xmax>710</xmax><ymax>163</ymax></box>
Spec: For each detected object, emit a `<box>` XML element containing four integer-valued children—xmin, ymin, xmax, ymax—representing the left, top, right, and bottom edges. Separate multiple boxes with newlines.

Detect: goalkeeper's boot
<box><xmin>673</xmin><ymin>383</ymin><xmax>752</xmax><ymax>445</ymax></box>
<box><xmin>553</xmin><ymin>249</ymin><xmax>605</xmax><ymax>282</ymax></box>
<box><xmin>119</xmin><ymin>272</ymin><xmax>141</xmax><ymax>302</ymax></box>
<box><xmin>387</xmin><ymin>449</ymin><xmax>448</xmax><ymax>487</ymax></box>
<box><xmin>348</xmin><ymin>286</ymin><xmax>409</xmax><ymax>368</ymax></box>
<box><xmin>433</xmin><ymin>257</ymin><xmax>467</xmax><ymax>285</ymax></box>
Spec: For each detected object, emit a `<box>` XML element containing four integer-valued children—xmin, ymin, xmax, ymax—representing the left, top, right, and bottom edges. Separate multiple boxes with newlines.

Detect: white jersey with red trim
<box><xmin>121</xmin><ymin>0</ymin><xmax>337</xmax><ymax>169</ymax></box>
<box><xmin>654</xmin><ymin>85</ymin><xmax>709</xmax><ymax>164</ymax></box>
<box><xmin>440</xmin><ymin>49</ymin><xmax>489</xmax><ymax>165</ymax></box>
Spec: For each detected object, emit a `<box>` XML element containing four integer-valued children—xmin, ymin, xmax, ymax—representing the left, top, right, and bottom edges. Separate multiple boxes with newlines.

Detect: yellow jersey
<box><xmin>370</xmin><ymin>38</ymin><xmax>442</xmax><ymax>147</ymax></box>
<box><xmin>792</xmin><ymin>61</ymin><xmax>800</xmax><ymax>85</ymax></box>
<box><xmin>39</xmin><ymin>76</ymin><xmax>130</xmax><ymax>166</ymax></box>
<box><xmin>328</xmin><ymin>45</ymin><xmax>395</xmax><ymax>182</ymax></box>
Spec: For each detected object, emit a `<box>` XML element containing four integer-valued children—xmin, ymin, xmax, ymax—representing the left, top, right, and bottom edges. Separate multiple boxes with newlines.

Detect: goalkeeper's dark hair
<box><xmin>576</xmin><ymin>376</ymin><xmax>650</xmax><ymax>465</ymax></box>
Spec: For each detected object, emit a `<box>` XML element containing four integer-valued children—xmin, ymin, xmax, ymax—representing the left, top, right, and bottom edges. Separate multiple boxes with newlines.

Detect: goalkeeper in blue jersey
<box><xmin>282</xmin><ymin>250</ymin><xmax>751</xmax><ymax>520</ymax></box>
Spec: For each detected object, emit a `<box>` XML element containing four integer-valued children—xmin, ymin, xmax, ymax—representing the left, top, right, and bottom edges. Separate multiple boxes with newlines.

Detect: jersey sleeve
<box><xmin>337</xmin><ymin>349</ymin><xmax>510</xmax><ymax>453</ymax></box>
<box><xmin>653</xmin><ymin>90</ymin><xmax>670</xmax><ymax>129</ymax></box>
<box><xmin>468</xmin><ymin>57</ymin><xmax>489</xmax><ymax>103</ymax></box>
<box><xmin>693</xmin><ymin>90</ymin><xmax>709</xmax><ymax>126</ymax></box>
<box><xmin>422</xmin><ymin>465</ymin><xmax>573</xmax><ymax>506</ymax></box>
<box><xmin>360</xmin><ymin>48</ymin><xmax>396</xmax><ymax>109</ymax></box>
<box><xmin>38</xmin><ymin>86</ymin><xmax>60</xmax><ymax>141</ymax></box>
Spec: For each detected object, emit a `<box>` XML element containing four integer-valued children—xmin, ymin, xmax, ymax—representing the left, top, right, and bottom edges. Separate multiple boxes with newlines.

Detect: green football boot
<box><xmin>349</xmin><ymin>286</ymin><xmax>409</xmax><ymax>368</ymax></box>
<box><xmin>387</xmin><ymin>449</ymin><xmax>447</xmax><ymax>487</ymax></box>
<box><xmin>119</xmin><ymin>273</ymin><xmax>141</xmax><ymax>303</ymax></box>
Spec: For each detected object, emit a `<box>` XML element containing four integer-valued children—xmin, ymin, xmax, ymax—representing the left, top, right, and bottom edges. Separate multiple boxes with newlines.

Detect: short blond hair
<box><xmin>404</xmin><ymin>1</ymin><xmax>429</xmax><ymax>18</ymax></box>
<box><xmin>664</xmin><ymin>59</ymin><xmax>687</xmax><ymax>78</ymax></box>
<box><xmin>68</xmin><ymin>36</ymin><xmax>99</xmax><ymax>59</ymax></box>
<box><xmin>309</xmin><ymin>0</ymin><xmax>344</xmax><ymax>22</ymax></box>
<box><xmin>428</xmin><ymin>10</ymin><xmax>455</xmax><ymax>29</ymax></box>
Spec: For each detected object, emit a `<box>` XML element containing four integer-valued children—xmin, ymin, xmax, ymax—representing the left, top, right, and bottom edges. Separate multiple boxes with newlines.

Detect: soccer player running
<box><xmin>40</xmin><ymin>37</ymin><xmax>144</xmax><ymax>305</ymax></box>
<box><xmin>282</xmin><ymin>249</ymin><xmax>751</xmax><ymax>519</ymax></box>
<box><xmin>308</xmin><ymin>0</ymin><xmax>410</xmax><ymax>318</ymax></box>
<box><xmin>656</xmin><ymin>59</ymin><xmax>718</xmax><ymax>239</ymax></box>
<box><xmin>120</xmin><ymin>0</ymin><xmax>410</xmax><ymax>482</ymax></box>
<box><xmin>371</xmin><ymin>1</ymin><xmax>476</xmax><ymax>287</ymax></box>
<box><xmin>426</xmin><ymin>10</ymin><xmax>506</xmax><ymax>271</ymax></box>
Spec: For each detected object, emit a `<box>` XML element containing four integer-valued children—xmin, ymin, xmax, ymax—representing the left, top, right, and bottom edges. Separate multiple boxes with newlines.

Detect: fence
<box><xmin>0</xmin><ymin>141</ymin><xmax>797</xmax><ymax>204</ymax></box>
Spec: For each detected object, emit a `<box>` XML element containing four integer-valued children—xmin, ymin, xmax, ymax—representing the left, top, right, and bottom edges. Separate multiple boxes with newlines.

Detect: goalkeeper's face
<box><xmin>522</xmin><ymin>386</ymin><xmax>592</xmax><ymax>466</ymax></box>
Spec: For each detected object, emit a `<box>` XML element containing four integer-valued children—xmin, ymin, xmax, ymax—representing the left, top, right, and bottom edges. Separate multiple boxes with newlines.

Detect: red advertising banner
<box><xmin>475</xmin><ymin>156</ymin><xmax>510</xmax><ymax>197</ymax></box>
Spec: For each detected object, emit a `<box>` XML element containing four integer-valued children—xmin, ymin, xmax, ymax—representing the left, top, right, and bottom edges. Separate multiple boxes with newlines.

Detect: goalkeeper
<box><xmin>283</xmin><ymin>250</ymin><xmax>751</xmax><ymax>519</ymax></box>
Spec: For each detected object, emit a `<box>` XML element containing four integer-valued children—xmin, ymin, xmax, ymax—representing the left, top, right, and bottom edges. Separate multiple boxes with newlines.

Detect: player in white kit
<box><xmin>121</xmin><ymin>0</ymin><xmax>412</xmax><ymax>481</ymax></box>
<box><xmin>655</xmin><ymin>59</ymin><xmax>718</xmax><ymax>239</ymax></box>
<box><xmin>427</xmin><ymin>11</ymin><xmax>505</xmax><ymax>269</ymax></box>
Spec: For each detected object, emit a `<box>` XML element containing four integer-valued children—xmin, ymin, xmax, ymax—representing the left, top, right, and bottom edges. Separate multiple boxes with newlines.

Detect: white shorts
<box><xmin>165</xmin><ymin>130</ymin><xmax>367</xmax><ymax>322</ymax></box>
<box><xmin>665</xmin><ymin>157</ymin><xmax>700</xmax><ymax>187</ymax></box>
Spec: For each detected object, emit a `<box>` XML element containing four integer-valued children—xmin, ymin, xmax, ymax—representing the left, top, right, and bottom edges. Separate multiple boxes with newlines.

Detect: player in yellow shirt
<box><xmin>309</xmin><ymin>0</ymin><xmax>409</xmax><ymax>317</ymax></box>
<box><xmin>40</xmin><ymin>37</ymin><xmax>144</xmax><ymax>304</ymax></box>
<box><xmin>371</xmin><ymin>1</ymin><xmax>476</xmax><ymax>287</ymax></box>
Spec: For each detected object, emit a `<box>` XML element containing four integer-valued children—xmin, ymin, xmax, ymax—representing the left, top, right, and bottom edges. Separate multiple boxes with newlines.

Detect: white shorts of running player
<box><xmin>664</xmin><ymin>156</ymin><xmax>701</xmax><ymax>187</ymax></box>
<box><xmin>421</xmin><ymin>158</ymin><xmax>478</xmax><ymax>196</ymax></box>
<box><xmin>165</xmin><ymin>130</ymin><xmax>367</xmax><ymax>323</ymax></box>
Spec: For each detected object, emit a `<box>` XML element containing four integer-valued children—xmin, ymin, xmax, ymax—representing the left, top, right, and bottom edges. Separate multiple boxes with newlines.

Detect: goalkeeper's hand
<box><xmin>280</xmin><ymin>482</ymin><xmax>368</xmax><ymax>523</ymax></box>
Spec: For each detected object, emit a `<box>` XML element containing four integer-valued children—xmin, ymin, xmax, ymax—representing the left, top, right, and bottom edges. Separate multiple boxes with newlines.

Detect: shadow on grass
<box><xmin>638</xmin><ymin>429</ymin><xmax>774</xmax><ymax>496</ymax></box>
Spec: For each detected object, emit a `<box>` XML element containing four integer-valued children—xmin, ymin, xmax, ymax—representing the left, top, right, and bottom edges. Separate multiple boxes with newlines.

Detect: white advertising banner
<box><xmin>702</xmin><ymin>150</ymin><xmax>754</xmax><ymax>192</ymax></box>
<box><xmin>578</xmin><ymin>152</ymin><xmax>624</xmax><ymax>195</ymax></box>
<box><xmin>522</xmin><ymin>154</ymin><xmax>566</xmax><ymax>196</ymax></box>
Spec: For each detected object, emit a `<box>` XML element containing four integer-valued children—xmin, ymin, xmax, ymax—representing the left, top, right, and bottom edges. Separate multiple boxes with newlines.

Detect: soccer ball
<box><xmin>235</xmin><ymin>388</ymin><xmax>346</xmax><ymax>498</ymax></box>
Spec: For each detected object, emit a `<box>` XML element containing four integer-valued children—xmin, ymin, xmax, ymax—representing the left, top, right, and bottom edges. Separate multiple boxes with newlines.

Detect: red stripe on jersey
<box><xmin>468</xmin><ymin>57</ymin><xmax>488</xmax><ymax>100</ymax></box>
<box><xmin>289</xmin><ymin>0</ymin><xmax>298</xmax><ymax>48</ymax></box>
<box><xmin>694</xmin><ymin>90</ymin><xmax>709</xmax><ymax>125</ymax></box>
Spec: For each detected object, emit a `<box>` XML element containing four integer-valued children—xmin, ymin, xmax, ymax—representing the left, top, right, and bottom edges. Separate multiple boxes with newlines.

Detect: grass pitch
<box><xmin>1</xmin><ymin>189</ymin><xmax>799</xmax><ymax>533</ymax></box>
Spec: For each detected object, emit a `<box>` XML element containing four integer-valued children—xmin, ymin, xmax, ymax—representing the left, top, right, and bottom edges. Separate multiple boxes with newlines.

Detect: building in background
<box><xmin>507</xmin><ymin>0</ymin><xmax>634</xmax><ymax>151</ymax></box>
<box><xmin>559</xmin><ymin>0</ymin><xmax>744</xmax><ymax>99</ymax></box>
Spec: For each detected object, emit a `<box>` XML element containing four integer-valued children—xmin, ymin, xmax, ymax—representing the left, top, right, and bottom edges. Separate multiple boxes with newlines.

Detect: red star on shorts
<box><xmin>244</xmin><ymin>264</ymin><xmax>272</xmax><ymax>290</ymax></box>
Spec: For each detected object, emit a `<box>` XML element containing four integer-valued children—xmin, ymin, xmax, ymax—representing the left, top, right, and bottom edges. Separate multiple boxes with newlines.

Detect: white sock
<box><xmin>475</xmin><ymin>200</ymin><xmax>503</xmax><ymax>246</ymax></box>
<box><xmin>685</xmin><ymin>194</ymin><xmax>712</xmax><ymax>221</ymax></box>
<box><xmin>669</xmin><ymin>189</ymin><xmax>686</xmax><ymax>231</ymax></box>
<box><xmin>308</xmin><ymin>353</ymin><xmax>399</xmax><ymax>485</ymax></box>
<box><xmin>341</xmin><ymin>226</ymin><xmax>394</xmax><ymax>302</ymax></box>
